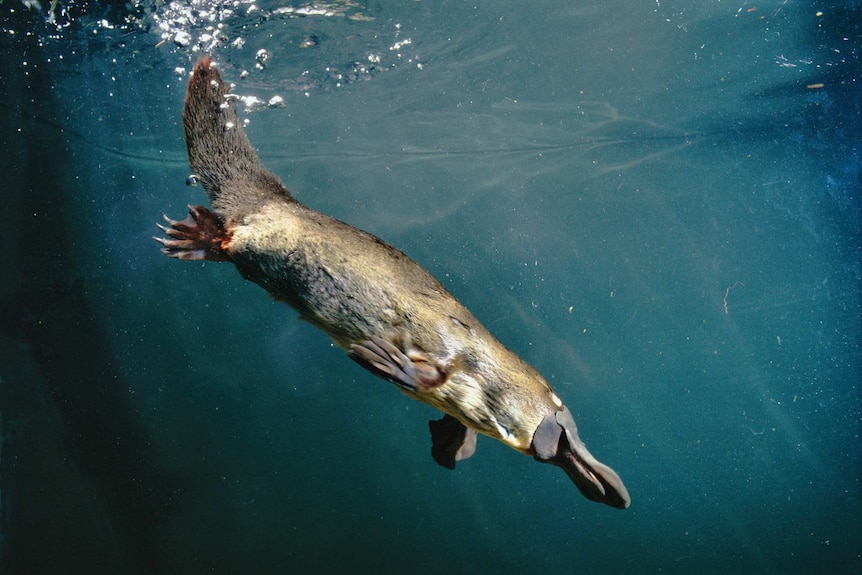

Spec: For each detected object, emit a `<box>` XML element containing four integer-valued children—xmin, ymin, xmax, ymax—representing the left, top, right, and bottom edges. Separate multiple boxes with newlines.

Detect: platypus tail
<box><xmin>182</xmin><ymin>57</ymin><xmax>294</xmax><ymax>215</ymax></box>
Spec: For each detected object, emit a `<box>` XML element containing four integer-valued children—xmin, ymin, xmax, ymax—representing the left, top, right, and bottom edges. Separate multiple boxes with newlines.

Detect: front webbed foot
<box><xmin>429</xmin><ymin>414</ymin><xmax>478</xmax><ymax>469</ymax></box>
<box><xmin>349</xmin><ymin>335</ymin><xmax>446</xmax><ymax>392</ymax></box>
<box><xmin>154</xmin><ymin>205</ymin><xmax>231</xmax><ymax>262</ymax></box>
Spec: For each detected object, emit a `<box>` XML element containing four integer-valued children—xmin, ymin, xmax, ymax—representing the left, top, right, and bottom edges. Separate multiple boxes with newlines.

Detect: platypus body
<box><xmin>156</xmin><ymin>57</ymin><xmax>630</xmax><ymax>509</ymax></box>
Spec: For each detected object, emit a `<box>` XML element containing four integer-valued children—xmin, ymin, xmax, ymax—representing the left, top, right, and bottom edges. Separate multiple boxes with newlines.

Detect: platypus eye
<box><xmin>450</xmin><ymin>315</ymin><xmax>472</xmax><ymax>334</ymax></box>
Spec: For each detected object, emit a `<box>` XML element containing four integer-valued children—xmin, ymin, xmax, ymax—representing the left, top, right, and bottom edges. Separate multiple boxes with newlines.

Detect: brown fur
<box><xmin>156</xmin><ymin>58</ymin><xmax>630</xmax><ymax>509</ymax></box>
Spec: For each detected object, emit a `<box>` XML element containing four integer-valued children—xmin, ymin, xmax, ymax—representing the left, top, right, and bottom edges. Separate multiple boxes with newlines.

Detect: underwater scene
<box><xmin>0</xmin><ymin>0</ymin><xmax>859</xmax><ymax>573</ymax></box>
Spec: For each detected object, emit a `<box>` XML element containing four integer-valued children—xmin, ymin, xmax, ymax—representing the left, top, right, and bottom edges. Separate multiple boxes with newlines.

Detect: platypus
<box><xmin>156</xmin><ymin>57</ymin><xmax>630</xmax><ymax>509</ymax></box>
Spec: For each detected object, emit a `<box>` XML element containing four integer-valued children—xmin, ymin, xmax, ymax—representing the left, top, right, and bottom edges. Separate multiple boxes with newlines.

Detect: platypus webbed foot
<box><xmin>349</xmin><ymin>335</ymin><xmax>446</xmax><ymax>392</ymax></box>
<box><xmin>532</xmin><ymin>406</ymin><xmax>631</xmax><ymax>509</ymax></box>
<box><xmin>154</xmin><ymin>205</ymin><xmax>231</xmax><ymax>262</ymax></box>
<box><xmin>428</xmin><ymin>414</ymin><xmax>478</xmax><ymax>469</ymax></box>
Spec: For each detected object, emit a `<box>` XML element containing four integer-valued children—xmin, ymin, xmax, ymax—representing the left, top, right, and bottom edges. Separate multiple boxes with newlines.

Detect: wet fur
<box><xmin>159</xmin><ymin>58</ymin><xmax>630</xmax><ymax>509</ymax></box>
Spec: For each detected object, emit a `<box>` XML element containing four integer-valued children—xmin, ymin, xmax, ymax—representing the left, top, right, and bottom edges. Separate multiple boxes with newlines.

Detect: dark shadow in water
<box><xmin>0</xmin><ymin>8</ymin><xmax>184</xmax><ymax>574</ymax></box>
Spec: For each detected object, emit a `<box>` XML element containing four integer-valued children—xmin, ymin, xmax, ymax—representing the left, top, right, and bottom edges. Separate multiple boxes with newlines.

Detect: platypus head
<box><xmin>532</xmin><ymin>406</ymin><xmax>631</xmax><ymax>509</ymax></box>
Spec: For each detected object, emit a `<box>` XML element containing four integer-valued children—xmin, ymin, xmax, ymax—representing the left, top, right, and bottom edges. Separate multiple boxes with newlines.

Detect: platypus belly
<box><xmin>156</xmin><ymin>57</ymin><xmax>631</xmax><ymax>510</ymax></box>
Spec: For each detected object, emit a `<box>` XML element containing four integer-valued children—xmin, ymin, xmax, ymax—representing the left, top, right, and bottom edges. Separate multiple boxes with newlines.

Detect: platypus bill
<box><xmin>155</xmin><ymin>57</ymin><xmax>630</xmax><ymax>509</ymax></box>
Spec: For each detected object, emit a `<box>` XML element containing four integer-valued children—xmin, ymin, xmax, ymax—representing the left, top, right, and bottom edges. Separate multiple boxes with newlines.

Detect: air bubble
<box><xmin>255</xmin><ymin>49</ymin><xmax>269</xmax><ymax>69</ymax></box>
<box><xmin>186</xmin><ymin>174</ymin><xmax>200</xmax><ymax>186</ymax></box>
<box><xmin>174</xmin><ymin>30</ymin><xmax>191</xmax><ymax>47</ymax></box>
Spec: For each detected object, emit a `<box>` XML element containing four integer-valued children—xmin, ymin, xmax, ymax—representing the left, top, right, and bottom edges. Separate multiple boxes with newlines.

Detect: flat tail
<box><xmin>182</xmin><ymin>57</ymin><xmax>293</xmax><ymax>209</ymax></box>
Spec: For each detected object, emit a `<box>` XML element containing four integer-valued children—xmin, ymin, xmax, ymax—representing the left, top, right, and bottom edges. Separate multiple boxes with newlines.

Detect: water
<box><xmin>1</xmin><ymin>0</ymin><xmax>859</xmax><ymax>573</ymax></box>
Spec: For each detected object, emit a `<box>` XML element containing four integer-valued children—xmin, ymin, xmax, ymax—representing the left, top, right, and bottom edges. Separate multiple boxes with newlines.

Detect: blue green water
<box><xmin>1</xmin><ymin>0</ymin><xmax>859</xmax><ymax>573</ymax></box>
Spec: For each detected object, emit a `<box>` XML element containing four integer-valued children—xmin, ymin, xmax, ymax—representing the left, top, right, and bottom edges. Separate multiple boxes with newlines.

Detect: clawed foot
<box><xmin>154</xmin><ymin>205</ymin><xmax>231</xmax><ymax>261</ymax></box>
<box><xmin>349</xmin><ymin>335</ymin><xmax>446</xmax><ymax>392</ymax></box>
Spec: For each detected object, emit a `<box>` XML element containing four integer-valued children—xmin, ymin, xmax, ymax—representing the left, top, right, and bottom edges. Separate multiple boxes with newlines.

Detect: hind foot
<box><xmin>154</xmin><ymin>205</ymin><xmax>231</xmax><ymax>261</ymax></box>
